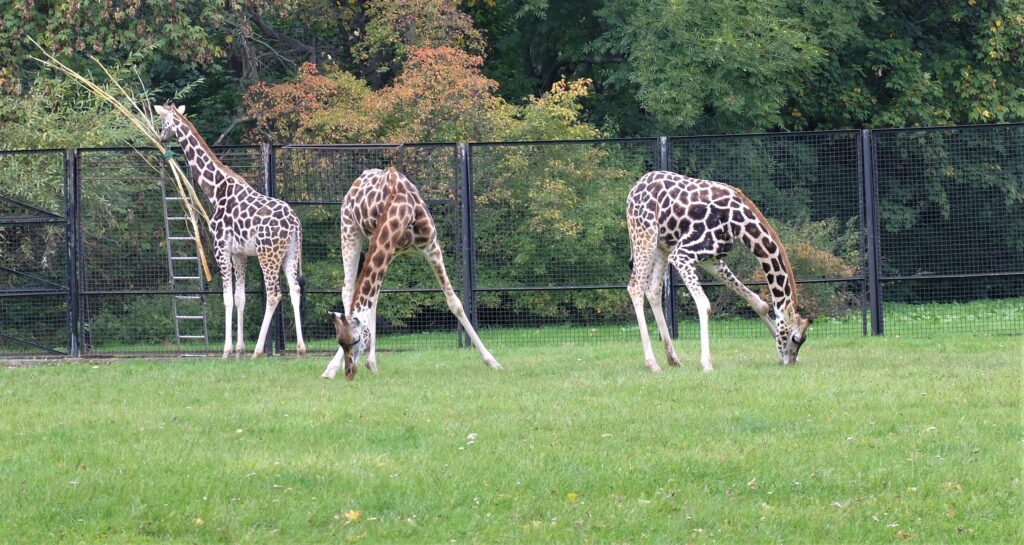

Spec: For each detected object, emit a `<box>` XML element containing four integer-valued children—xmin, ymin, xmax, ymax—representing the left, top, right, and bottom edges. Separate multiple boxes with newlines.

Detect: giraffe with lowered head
<box><xmin>626</xmin><ymin>171</ymin><xmax>811</xmax><ymax>372</ymax></box>
<box><xmin>154</xmin><ymin>104</ymin><xmax>306</xmax><ymax>358</ymax></box>
<box><xmin>322</xmin><ymin>167</ymin><xmax>500</xmax><ymax>380</ymax></box>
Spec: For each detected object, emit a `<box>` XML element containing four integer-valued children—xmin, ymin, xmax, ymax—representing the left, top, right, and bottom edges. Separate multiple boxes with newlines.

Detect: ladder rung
<box><xmin>173</xmin><ymin>276</ymin><xmax>201</xmax><ymax>280</ymax></box>
<box><xmin>175</xmin><ymin>295</ymin><xmax>202</xmax><ymax>300</ymax></box>
<box><xmin>168</xmin><ymin>236</ymin><xmax>194</xmax><ymax>241</ymax></box>
<box><xmin>178</xmin><ymin>335</ymin><xmax>207</xmax><ymax>339</ymax></box>
<box><xmin>176</xmin><ymin>315</ymin><xmax>205</xmax><ymax>320</ymax></box>
<box><xmin>166</xmin><ymin>216</ymin><xmax>190</xmax><ymax>221</ymax></box>
<box><xmin>165</xmin><ymin>196</ymin><xmax>185</xmax><ymax>201</ymax></box>
<box><xmin>171</xmin><ymin>256</ymin><xmax>198</xmax><ymax>261</ymax></box>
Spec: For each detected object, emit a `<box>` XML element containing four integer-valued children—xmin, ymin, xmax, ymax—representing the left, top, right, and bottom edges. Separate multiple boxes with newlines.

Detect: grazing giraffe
<box><xmin>322</xmin><ymin>167</ymin><xmax>500</xmax><ymax>380</ymax></box>
<box><xmin>154</xmin><ymin>104</ymin><xmax>306</xmax><ymax>358</ymax></box>
<box><xmin>626</xmin><ymin>170</ymin><xmax>810</xmax><ymax>372</ymax></box>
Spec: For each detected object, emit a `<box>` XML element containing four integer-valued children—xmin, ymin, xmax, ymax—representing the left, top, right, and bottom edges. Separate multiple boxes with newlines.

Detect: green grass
<box><xmin>1</xmin><ymin>335</ymin><xmax>1021</xmax><ymax>544</ymax></box>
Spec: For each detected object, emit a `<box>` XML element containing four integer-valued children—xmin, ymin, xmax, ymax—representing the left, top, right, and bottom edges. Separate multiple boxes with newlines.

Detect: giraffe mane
<box><xmin>170</xmin><ymin>107</ymin><xmax>246</xmax><ymax>183</ymax></box>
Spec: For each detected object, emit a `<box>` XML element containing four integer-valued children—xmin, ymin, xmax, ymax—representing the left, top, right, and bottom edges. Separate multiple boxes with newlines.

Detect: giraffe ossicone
<box><xmin>625</xmin><ymin>171</ymin><xmax>811</xmax><ymax>372</ymax></box>
<box><xmin>321</xmin><ymin>167</ymin><xmax>500</xmax><ymax>380</ymax></box>
<box><xmin>154</xmin><ymin>103</ymin><xmax>306</xmax><ymax>359</ymax></box>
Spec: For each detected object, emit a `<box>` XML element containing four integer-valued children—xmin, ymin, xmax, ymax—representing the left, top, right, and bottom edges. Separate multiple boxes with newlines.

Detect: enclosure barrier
<box><xmin>2</xmin><ymin>124</ymin><xmax>1021</xmax><ymax>357</ymax></box>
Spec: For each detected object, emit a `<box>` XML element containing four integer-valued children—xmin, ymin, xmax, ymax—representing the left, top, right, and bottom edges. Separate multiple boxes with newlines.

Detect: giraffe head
<box><xmin>329</xmin><ymin>311</ymin><xmax>370</xmax><ymax>380</ymax></box>
<box><xmin>153</xmin><ymin>103</ymin><xmax>186</xmax><ymax>142</ymax></box>
<box><xmin>774</xmin><ymin>312</ymin><xmax>812</xmax><ymax>365</ymax></box>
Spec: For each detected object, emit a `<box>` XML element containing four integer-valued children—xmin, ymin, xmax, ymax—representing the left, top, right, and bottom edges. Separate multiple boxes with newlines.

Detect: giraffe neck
<box><xmin>734</xmin><ymin>197</ymin><xmax>799</xmax><ymax>325</ymax></box>
<box><xmin>170</xmin><ymin>117</ymin><xmax>234</xmax><ymax>203</ymax></box>
<box><xmin>347</xmin><ymin>167</ymin><xmax>409</xmax><ymax>319</ymax></box>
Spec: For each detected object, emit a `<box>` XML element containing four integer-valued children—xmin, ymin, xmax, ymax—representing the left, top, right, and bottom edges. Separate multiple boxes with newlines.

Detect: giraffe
<box><xmin>153</xmin><ymin>104</ymin><xmax>306</xmax><ymax>358</ymax></box>
<box><xmin>321</xmin><ymin>167</ymin><xmax>500</xmax><ymax>380</ymax></box>
<box><xmin>626</xmin><ymin>171</ymin><xmax>811</xmax><ymax>372</ymax></box>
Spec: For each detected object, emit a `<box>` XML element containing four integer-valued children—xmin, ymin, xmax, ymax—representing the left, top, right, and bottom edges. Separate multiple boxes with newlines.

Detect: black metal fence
<box><xmin>2</xmin><ymin>124</ymin><xmax>1021</xmax><ymax>358</ymax></box>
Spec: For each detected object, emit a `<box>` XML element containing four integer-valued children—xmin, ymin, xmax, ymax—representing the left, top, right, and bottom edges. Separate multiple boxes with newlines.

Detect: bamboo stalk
<box><xmin>29</xmin><ymin>38</ymin><xmax>213</xmax><ymax>282</ymax></box>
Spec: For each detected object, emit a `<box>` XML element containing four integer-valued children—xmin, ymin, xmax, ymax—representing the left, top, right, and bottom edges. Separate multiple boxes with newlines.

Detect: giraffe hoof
<box><xmin>646</xmin><ymin>362</ymin><xmax>663</xmax><ymax>373</ymax></box>
<box><xmin>320</xmin><ymin>371</ymin><xmax>335</xmax><ymax>379</ymax></box>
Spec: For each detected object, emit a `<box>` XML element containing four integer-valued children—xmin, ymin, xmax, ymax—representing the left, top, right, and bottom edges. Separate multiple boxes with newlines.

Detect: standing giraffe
<box><xmin>321</xmin><ymin>167</ymin><xmax>500</xmax><ymax>380</ymax></box>
<box><xmin>154</xmin><ymin>104</ymin><xmax>306</xmax><ymax>358</ymax></box>
<box><xmin>626</xmin><ymin>171</ymin><xmax>810</xmax><ymax>372</ymax></box>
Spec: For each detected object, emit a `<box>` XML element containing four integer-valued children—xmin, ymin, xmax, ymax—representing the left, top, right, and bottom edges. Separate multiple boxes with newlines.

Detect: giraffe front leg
<box><xmin>702</xmin><ymin>260</ymin><xmax>776</xmax><ymax>337</ymax></box>
<box><xmin>365</xmin><ymin>300</ymin><xmax>379</xmax><ymax>373</ymax></box>
<box><xmin>672</xmin><ymin>253</ymin><xmax>713</xmax><ymax>372</ymax></box>
<box><xmin>340</xmin><ymin>228</ymin><xmax>362</xmax><ymax>316</ymax></box>
<box><xmin>322</xmin><ymin>346</ymin><xmax>344</xmax><ymax>379</ymax></box>
<box><xmin>423</xmin><ymin>243</ymin><xmax>500</xmax><ymax>370</ymax></box>
<box><xmin>232</xmin><ymin>254</ymin><xmax>247</xmax><ymax>358</ymax></box>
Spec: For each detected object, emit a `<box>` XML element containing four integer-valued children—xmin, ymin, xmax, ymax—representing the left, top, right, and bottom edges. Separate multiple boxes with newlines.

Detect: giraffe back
<box><xmin>626</xmin><ymin>171</ymin><xmax>753</xmax><ymax>260</ymax></box>
<box><xmin>342</xmin><ymin>168</ymin><xmax>437</xmax><ymax>252</ymax></box>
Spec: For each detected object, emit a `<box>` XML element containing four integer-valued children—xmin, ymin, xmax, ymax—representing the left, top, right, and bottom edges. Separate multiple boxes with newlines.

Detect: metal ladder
<box><xmin>160</xmin><ymin>170</ymin><xmax>210</xmax><ymax>355</ymax></box>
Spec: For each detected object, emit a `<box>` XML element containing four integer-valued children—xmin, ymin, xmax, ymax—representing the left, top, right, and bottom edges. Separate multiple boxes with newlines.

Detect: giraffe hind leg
<box><xmin>627</xmin><ymin>228</ymin><xmax>662</xmax><ymax>373</ymax></box>
<box><xmin>284</xmin><ymin>230</ymin><xmax>306</xmax><ymax>355</ymax></box>
<box><xmin>252</xmin><ymin>252</ymin><xmax>283</xmax><ymax>358</ymax></box>
<box><xmin>645</xmin><ymin>248</ymin><xmax>680</xmax><ymax>366</ymax></box>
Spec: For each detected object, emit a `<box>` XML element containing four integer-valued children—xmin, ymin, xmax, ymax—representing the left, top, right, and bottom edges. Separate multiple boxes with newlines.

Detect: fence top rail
<box><xmin>469</xmin><ymin>137</ymin><xmax>659</xmax><ymax>147</ymax></box>
<box><xmin>670</xmin><ymin>128</ymin><xmax>860</xmax><ymax>141</ymax></box>
<box><xmin>75</xmin><ymin>145</ymin><xmax>261</xmax><ymax>154</ymax></box>
<box><xmin>276</xmin><ymin>143</ymin><xmax>456</xmax><ymax>150</ymax></box>
<box><xmin>0</xmin><ymin>148</ymin><xmax>67</xmax><ymax>157</ymax></box>
<box><xmin>871</xmin><ymin>121</ymin><xmax>1024</xmax><ymax>135</ymax></box>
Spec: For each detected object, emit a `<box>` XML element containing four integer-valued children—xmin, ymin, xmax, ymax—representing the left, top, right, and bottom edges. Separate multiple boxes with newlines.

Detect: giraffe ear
<box><xmin>176</xmin><ymin>105</ymin><xmax>186</xmax><ymax>115</ymax></box>
<box><xmin>153</xmin><ymin>105</ymin><xmax>167</xmax><ymax>115</ymax></box>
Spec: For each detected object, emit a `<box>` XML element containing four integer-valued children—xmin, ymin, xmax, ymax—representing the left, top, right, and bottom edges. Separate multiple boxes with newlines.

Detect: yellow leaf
<box><xmin>566</xmin><ymin>492</ymin><xmax>579</xmax><ymax>503</ymax></box>
<box><xmin>344</xmin><ymin>510</ymin><xmax>362</xmax><ymax>522</ymax></box>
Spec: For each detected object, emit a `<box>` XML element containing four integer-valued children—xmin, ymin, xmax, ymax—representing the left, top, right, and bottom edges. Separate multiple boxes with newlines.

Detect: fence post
<box><xmin>658</xmin><ymin>137</ymin><xmax>679</xmax><ymax>338</ymax></box>
<box><xmin>860</xmin><ymin>130</ymin><xmax>884</xmax><ymax>335</ymax></box>
<box><xmin>262</xmin><ymin>143</ymin><xmax>285</xmax><ymax>355</ymax></box>
<box><xmin>458</xmin><ymin>143</ymin><xmax>478</xmax><ymax>348</ymax></box>
<box><xmin>65</xmin><ymin>148</ymin><xmax>81</xmax><ymax>357</ymax></box>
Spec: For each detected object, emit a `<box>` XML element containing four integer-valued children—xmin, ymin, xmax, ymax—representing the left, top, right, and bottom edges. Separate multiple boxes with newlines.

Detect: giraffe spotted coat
<box><xmin>155</xmin><ymin>104</ymin><xmax>306</xmax><ymax>358</ymax></box>
<box><xmin>626</xmin><ymin>171</ymin><xmax>810</xmax><ymax>372</ymax></box>
<box><xmin>322</xmin><ymin>168</ymin><xmax>500</xmax><ymax>380</ymax></box>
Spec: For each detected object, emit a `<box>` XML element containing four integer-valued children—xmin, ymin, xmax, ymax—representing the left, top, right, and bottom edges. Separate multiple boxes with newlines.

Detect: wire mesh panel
<box><xmin>469</xmin><ymin>139</ymin><xmax>660</xmax><ymax>344</ymax></box>
<box><xmin>872</xmin><ymin>125</ymin><xmax>1024</xmax><ymax>336</ymax></box>
<box><xmin>273</xmin><ymin>144</ymin><xmax>463</xmax><ymax>353</ymax></box>
<box><xmin>0</xmin><ymin>149</ymin><xmax>71</xmax><ymax>356</ymax></box>
<box><xmin>670</xmin><ymin>131</ymin><xmax>865</xmax><ymax>339</ymax></box>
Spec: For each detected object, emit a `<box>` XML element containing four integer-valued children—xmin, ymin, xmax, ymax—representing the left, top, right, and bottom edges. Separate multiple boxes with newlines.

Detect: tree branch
<box><xmin>246</xmin><ymin>9</ymin><xmax>318</xmax><ymax>63</ymax></box>
<box><xmin>212</xmin><ymin>114</ymin><xmax>252</xmax><ymax>146</ymax></box>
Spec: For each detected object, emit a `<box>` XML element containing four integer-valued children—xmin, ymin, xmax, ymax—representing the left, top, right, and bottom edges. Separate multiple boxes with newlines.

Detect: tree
<box><xmin>795</xmin><ymin>0</ymin><xmax>1024</xmax><ymax>129</ymax></box>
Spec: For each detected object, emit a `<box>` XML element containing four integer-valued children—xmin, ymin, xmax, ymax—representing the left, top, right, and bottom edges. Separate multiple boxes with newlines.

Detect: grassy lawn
<box><xmin>1</xmin><ymin>334</ymin><xmax>1021</xmax><ymax>544</ymax></box>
